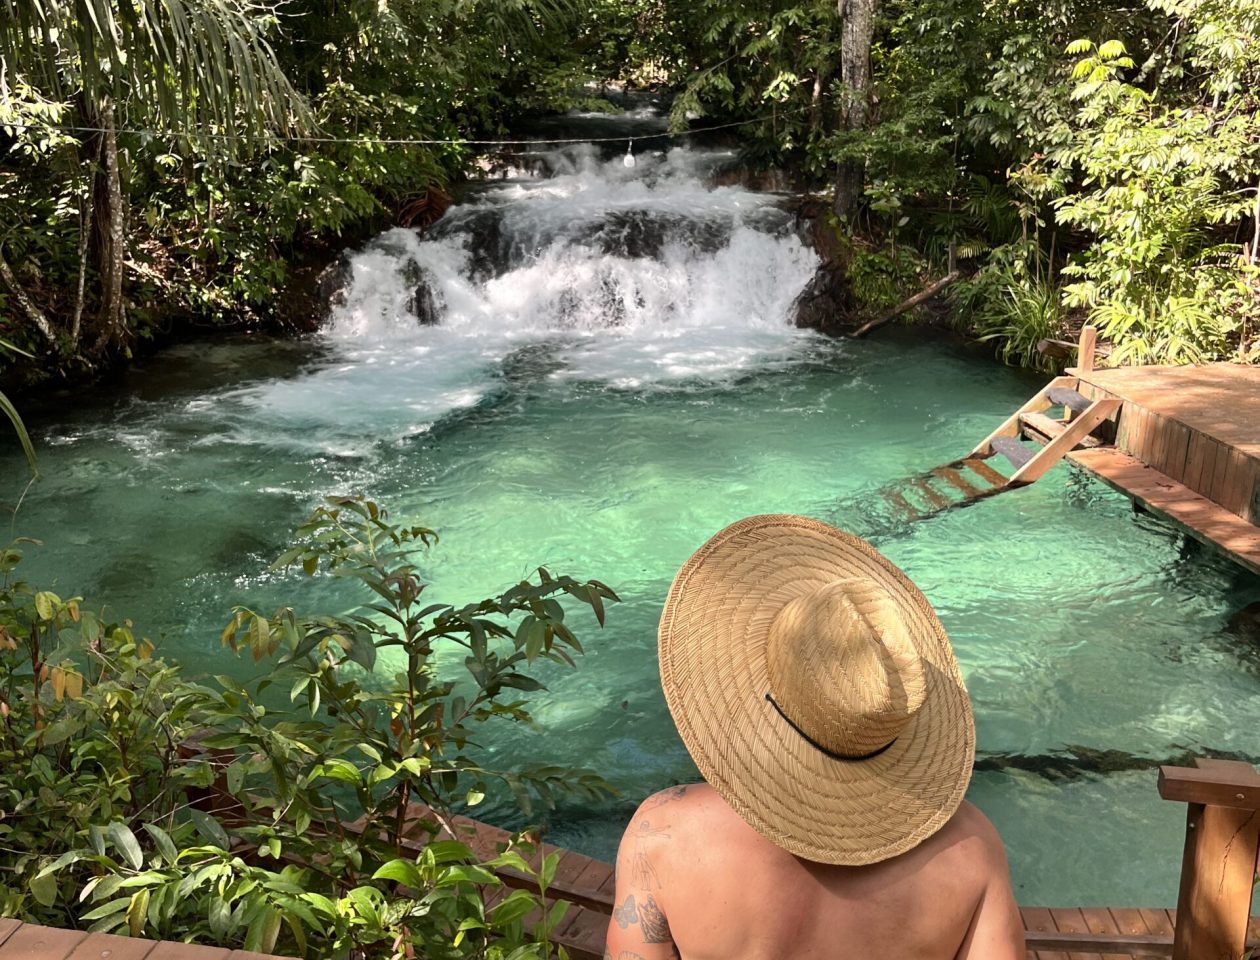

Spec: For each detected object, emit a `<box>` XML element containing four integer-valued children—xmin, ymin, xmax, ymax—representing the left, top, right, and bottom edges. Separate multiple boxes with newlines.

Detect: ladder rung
<box><xmin>961</xmin><ymin>457</ymin><xmax>1008</xmax><ymax>488</ymax></box>
<box><xmin>1046</xmin><ymin>386</ymin><xmax>1091</xmax><ymax>415</ymax></box>
<box><xmin>990</xmin><ymin>436</ymin><xmax>1035</xmax><ymax>470</ymax></box>
<box><xmin>908</xmin><ymin>478</ymin><xmax>951</xmax><ymax>511</ymax></box>
<box><xmin>933</xmin><ymin>466</ymin><xmax>984</xmax><ymax>498</ymax></box>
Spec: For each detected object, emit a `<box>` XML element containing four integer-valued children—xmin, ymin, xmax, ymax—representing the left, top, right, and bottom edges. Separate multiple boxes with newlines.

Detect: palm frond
<box><xmin>0</xmin><ymin>0</ymin><xmax>311</xmax><ymax>152</ymax></box>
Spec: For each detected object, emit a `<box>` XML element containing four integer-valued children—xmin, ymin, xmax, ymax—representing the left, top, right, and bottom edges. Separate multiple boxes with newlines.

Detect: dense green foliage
<box><xmin>1</xmin><ymin>0</ymin><xmax>1257</xmax><ymax>387</ymax></box>
<box><xmin>648</xmin><ymin>0</ymin><xmax>1260</xmax><ymax>364</ymax></box>
<box><xmin>0</xmin><ymin>0</ymin><xmax>608</xmax><ymax>381</ymax></box>
<box><xmin>0</xmin><ymin>497</ymin><xmax>617</xmax><ymax>957</ymax></box>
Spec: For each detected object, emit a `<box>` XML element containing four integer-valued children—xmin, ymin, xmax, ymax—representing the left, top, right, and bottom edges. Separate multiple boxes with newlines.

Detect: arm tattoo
<box><xmin>637</xmin><ymin>893</ymin><xmax>671</xmax><ymax>943</ymax></box>
<box><xmin>618</xmin><ymin>954</ymin><xmax>647</xmax><ymax>960</ymax></box>
<box><xmin>631</xmin><ymin>850</ymin><xmax>659</xmax><ymax>888</ymax></box>
<box><xmin>613</xmin><ymin>894</ymin><xmax>639</xmax><ymax>929</ymax></box>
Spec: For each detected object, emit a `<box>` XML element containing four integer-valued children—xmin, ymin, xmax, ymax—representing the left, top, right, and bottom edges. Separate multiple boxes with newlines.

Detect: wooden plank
<box><xmin>1208</xmin><ymin>440</ymin><xmax>1233</xmax><ymax>509</ymax></box>
<box><xmin>139</xmin><ymin>946</ymin><xmax>231</xmax><ymax>960</ymax></box>
<box><xmin>1171</xmin><ymin>802</ymin><xmax>1260</xmax><ymax>960</ymax></box>
<box><xmin>0</xmin><ymin>925</ymin><xmax>87</xmax><ymax>960</ymax></box>
<box><xmin>66</xmin><ymin>934</ymin><xmax>158</xmax><ymax>960</ymax></box>
<box><xmin>1158</xmin><ymin>760</ymin><xmax>1260</xmax><ymax>810</ymax></box>
<box><xmin>552</xmin><ymin>904</ymin><xmax>606</xmax><ymax>960</ymax></box>
<box><xmin>1181</xmin><ymin>432</ymin><xmax>1206</xmax><ymax>494</ymax></box>
<box><xmin>908</xmin><ymin>477</ymin><xmax>951</xmax><ymax>511</ymax></box>
<box><xmin>1024</xmin><ymin>930</ymin><xmax>1172</xmax><ymax>956</ymax></box>
<box><xmin>0</xmin><ymin>921</ymin><xmax>20</xmax><ymax>949</ymax></box>
<box><xmin>972</xmin><ymin>377</ymin><xmax>1076</xmax><ymax>457</ymax></box>
<box><xmin>933</xmin><ymin>465</ymin><xmax>985</xmax><ymax>498</ymax></box>
<box><xmin>1139</xmin><ymin>909</ymin><xmax>1175</xmax><ymax>940</ymax></box>
<box><xmin>1164</xmin><ymin>420</ymin><xmax>1193</xmax><ymax>485</ymax></box>
<box><xmin>1219</xmin><ymin>448</ymin><xmax>1250</xmax><ymax>517</ymax></box>
<box><xmin>1109</xmin><ymin>908</ymin><xmax>1152</xmax><ymax>938</ymax></box>
<box><xmin>1079</xmin><ymin>907</ymin><xmax>1139</xmax><ymax>960</ymax></box>
<box><xmin>1078</xmin><ymin>326</ymin><xmax>1098</xmax><ymax>373</ymax></box>
<box><xmin>1049</xmin><ymin>907</ymin><xmax>1103</xmax><ymax>960</ymax></box>
<box><xmin>1068</xmin><ymin>447</ymin><xmax>1260</xmax><ymax>578</ymax></box>
<box><xmin>1023</xmin><ymin>908</ymin><xmax>1070</xmax><ymax>960</ymax></box>
<box><xmin>884</xmin><ymin>489</ymin><xmax>921</xmax><ymax>520</ymax></box>
<box><xmin>963</xmin><ymin>456</ymin><xmax>1010</xmax><ymax>488</ymax></box>
<box><xmin>1010</xmin><ymin>398</ymin><xmax>1122</xmax><ymax>485</ymax></box>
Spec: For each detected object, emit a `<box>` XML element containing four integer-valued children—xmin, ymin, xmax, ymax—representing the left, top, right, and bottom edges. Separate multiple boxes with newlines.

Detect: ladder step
<box><xmin>933</xmin><ymin>466</ymin><xmax>984</xmax><ymax>499</ymax></box>
<box><xmin>990</xmin><ymin>436</ymin><xmax>1036</xmax><ymax>470</ymax></box>
<box><xmin>1046</xmin><ymin>386</ymin><xmax>1092</xmax><ymax>415</ymax></box>
<box><xmin>908</xmin><ymin>478</ymin><xmax>951</xmax><ymax>511</ymax></box>
<box><xmin>961</xmin><ymin>457</ymin><xmax>1008</xmax><ymax>488</ymax></box>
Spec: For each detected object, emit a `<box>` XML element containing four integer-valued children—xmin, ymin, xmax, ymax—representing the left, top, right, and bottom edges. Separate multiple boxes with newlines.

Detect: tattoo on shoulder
<box><xmin>638</xmin><ymin>893</ymin><xmax>671</xmax><ymax>943</ymax></box>
<box><xmin>641</xmin><ymin>784</ymin><xmax>689</xmax><ymax>811</ymax></box>
<box><xmin>613</xmin><ymin>894</ymin><xmax>639</xmax><ymax>929</ymax></box>
<box><xmin>617</xmin><ymin>953</ymin><xmax>647</xmax><ymax>960</ymax></box>
<box><xmin>636</xmin><ymin>818</ymin><xmax>671</xmax><ymax>841</ymax></box>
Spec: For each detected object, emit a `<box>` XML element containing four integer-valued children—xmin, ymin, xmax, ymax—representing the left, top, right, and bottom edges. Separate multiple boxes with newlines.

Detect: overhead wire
<box><xmin>0</xmin><ymin>109</ymin><xmax>807</xmax><ymax>148</ymax></box>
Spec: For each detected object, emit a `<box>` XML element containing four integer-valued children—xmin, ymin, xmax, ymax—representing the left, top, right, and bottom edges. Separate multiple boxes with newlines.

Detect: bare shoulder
<box><xmin>928</xmin><ymin>801</ymin><xmax>1011</xmax><ymax>873</ymax></box>
<box><xmin>621</xmin><ymin>783</ymin><xmax>713</xmax><ymax>853</ymax></box>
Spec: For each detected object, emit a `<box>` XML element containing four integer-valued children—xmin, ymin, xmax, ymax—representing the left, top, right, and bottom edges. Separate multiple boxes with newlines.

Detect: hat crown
<box><xmin>766</xmin><ymin>579</ymin><xmax>927</xmax><ymax>758</ymax></box>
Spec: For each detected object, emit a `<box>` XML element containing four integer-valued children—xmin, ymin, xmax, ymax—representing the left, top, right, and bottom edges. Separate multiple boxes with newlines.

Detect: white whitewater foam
<box><xmin>223</xmin><ymin>144</ymin><xmax>820</xmax><ymax>455</ymax></box>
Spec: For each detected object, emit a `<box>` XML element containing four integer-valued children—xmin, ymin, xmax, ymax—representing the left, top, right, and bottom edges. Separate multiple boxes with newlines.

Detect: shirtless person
<box><xmin>606</xmin><ymin>515</ymin><xmax>1024</xmax><ymax>960</ymax></box>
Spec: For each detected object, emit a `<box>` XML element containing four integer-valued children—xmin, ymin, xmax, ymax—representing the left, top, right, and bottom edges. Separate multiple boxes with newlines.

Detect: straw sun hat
<box><xmin>658</xmin><ymin>514</ymin><xmax>975</xmax><ymax>866</ymax></box>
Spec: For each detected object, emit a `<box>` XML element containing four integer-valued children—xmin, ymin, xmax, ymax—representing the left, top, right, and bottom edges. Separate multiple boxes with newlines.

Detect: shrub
<box><xmin>0</xmin><ymin>497</ymin><xmax>618</xmax><ymax>957</ymax></box>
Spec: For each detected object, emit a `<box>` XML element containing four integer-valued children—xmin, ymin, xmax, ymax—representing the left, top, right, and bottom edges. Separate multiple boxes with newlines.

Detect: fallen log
<box><xmin>849</xmin><ymin>270</ymin><xmax>961</xmax><ymax>339</ymax></box>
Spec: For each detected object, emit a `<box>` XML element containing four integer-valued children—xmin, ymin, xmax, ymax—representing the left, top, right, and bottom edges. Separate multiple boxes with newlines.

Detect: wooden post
<box><xmin>1158</xmin><ymin>758</ymin><xmax>1260</xmax><ymax>960</ymax></box>
<box><xmin>1078</xmin><ymin>325</ymin><xmax>1098</xmax><ymax>373</ymax></box>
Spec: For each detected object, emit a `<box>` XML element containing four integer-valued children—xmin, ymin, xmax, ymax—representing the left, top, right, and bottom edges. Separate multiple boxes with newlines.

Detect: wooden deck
<box><xmin>1059</xmin><ymin>363</ymin><xmax>1260</xmax><ymax>576</ymax></box>
<box><xmin>0</xmin><ymin>918</ymin><xmax>283</xmax><ymax>960</ymax></box>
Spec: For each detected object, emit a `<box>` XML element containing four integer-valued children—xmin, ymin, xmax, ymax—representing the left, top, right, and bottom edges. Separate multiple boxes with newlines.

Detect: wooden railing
<box><xmin>1159</xmin><ymin>758</ymin><xmax>1260</xmax><ymax>960</ymax></box>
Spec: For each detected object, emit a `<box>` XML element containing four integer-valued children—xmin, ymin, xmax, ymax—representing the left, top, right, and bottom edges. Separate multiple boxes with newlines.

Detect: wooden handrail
<box><xmin>1158</xmin><ymin>758</ymin><xmax>1260</xmax><ymax>960</ymax></box>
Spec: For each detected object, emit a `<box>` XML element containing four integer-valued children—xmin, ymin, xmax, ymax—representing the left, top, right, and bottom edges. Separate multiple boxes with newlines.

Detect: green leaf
<box><xmin>490</xmin><ymin>888</ymin><xmax>538</xmax><ymax>926</ymax></box>
<box><xmin>34</xmin><ymin>591</ymin><xmax>58</xmax><ymax>620</ymax></box>
<box><xmin>108</xmin><ymin>822</ymin><xmax>144</xmax><ymax>870</ymax></box>
<box><xmin>29</xmin><ymin>871</ymin><xmax>58</xmax><ymax>907</ymax></box>
<box><xmin>142</xmin><ymin>824</ymin><xmax>178</xmax><ymax>866</ymax></box>
<box><xmin>371</xmin><ymin>859</ymin><xmax>422</xmax><ymax>887</ymax></box>
<box><xmin>188</xmin><ymin>810</ymin><xmax>230</xmax><ymax>849</ymax></box>
<box><xmin>0</xmin><ymin>391</ymin><xmax>38</xmax><ymax>477</ymax></box>
<box><xmin>128</xmin><ymin>888</ymin><xmax>151</xmax><ymax>937</ymax></box>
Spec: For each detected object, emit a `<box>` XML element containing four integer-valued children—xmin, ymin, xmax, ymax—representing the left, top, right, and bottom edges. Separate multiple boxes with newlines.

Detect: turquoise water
<box><xmin>5</xmin><ymin>144</ymin><xmax>1260</xmax><ymax>907</ymax></box>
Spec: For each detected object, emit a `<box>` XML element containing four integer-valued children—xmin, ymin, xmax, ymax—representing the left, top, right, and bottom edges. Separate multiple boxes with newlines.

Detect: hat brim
<box><xmin>658</xmin><ymin>515</ymin><xmax>975</xmax><ymax>865</ymax></box>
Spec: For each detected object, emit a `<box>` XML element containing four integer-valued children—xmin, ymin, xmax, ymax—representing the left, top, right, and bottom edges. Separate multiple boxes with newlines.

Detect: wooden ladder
<box><xmin>875</xmin><ymin>371</ymin><xmax>1120</xmax><ymax>525</ymax></box>
<box><xmin>970</xmin><ymin>375</ymin><xmax>1121</xmax><ymax>486</ymax></box>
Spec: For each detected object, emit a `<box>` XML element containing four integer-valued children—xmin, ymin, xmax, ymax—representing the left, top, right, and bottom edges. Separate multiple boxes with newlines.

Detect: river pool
<box><xmin>5</xmin><ymin>141</ymin><xmax>1259</xmax><ymax>907</ymax></box>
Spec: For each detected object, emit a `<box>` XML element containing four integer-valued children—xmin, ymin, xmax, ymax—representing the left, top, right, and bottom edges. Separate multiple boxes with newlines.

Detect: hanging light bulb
<box><xmin>623</xmin><ymin>139</ymin><xmax>636</xmax><ymax>168</ymax></box>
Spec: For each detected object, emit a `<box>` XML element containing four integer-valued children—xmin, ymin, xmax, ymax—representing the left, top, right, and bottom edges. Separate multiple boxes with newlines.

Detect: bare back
<box><xmin>604</xmin><ymin>784</ymin><xmax>1023</xmax><ymax>960</ymax></box>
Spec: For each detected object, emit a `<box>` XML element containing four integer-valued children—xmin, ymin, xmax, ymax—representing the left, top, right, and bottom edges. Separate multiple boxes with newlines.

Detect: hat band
<box><xmin>764</xmin><ymin>693</ymin><xmax>898</xmax><ymax>762</ymax></box>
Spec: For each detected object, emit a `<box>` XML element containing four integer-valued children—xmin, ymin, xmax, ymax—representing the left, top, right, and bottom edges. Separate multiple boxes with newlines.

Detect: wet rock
<box><xmin>316</xmin><ymin>255</ymin><xmax>352</xmax><ymax>317</ymax></box>
<box><xmin>1227</xmin><ymin>601</ymin><xmax>1260</xmax><ymax>644</ymax></box>
<box><xmin>590</xmin><ymin>211</ymin><xmax>730</xmax><ymax>260</ymax></box>
<box><xmin>791</xmin><ymin>261</ymin><xmax>858</xmax><ymax>333</ymax></box>
<box><xmin>408</xmin><ymin>279</ymin><xmax>442</xmax><ymax>326</ymax></box>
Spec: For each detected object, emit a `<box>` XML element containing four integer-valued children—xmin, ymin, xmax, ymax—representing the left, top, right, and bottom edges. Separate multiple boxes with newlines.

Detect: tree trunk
<box><xmin>71</xmin><ymin>126</ymin><xmax>102</xmax><ymax>351</ymax></box>
<box><xmin>835</xmin><ymin>0</ymin><xmax>876</xmax><ymax>221</ymax></box>
<box><xmin>91</xmin><ymin>97</ymin><xmax>128</xmax><ymax>357</ymax></box>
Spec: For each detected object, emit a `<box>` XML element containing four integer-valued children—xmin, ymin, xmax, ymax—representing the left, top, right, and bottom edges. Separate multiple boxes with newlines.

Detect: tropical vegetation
<box><xmin>0</xmin><ymin>496</ymin><xmax>618</xmax><ymax>957</ymax></box>
<box><xmin>1</xmin><ymin>0</ymin><xmax>1257</xmax><ymax>387</ymax></box>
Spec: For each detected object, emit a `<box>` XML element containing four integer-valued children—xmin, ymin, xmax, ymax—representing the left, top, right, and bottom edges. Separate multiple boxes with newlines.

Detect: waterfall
<box><xmin>328</xmin><ymin>144</ymin><xmax>818</xmax><ymax>386</ymax></box>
